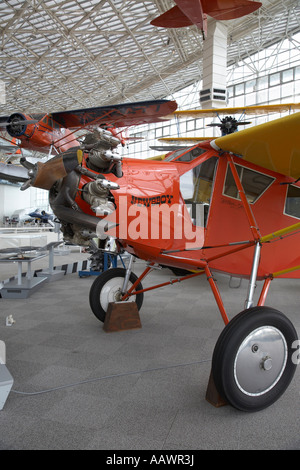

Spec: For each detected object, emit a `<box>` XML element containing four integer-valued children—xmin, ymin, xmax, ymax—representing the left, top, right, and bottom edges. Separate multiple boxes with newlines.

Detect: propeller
<box><xmin>207</xmin><ymin>116</ymin><xmax>251</xmax><ymax>135</ymax></box>
<box><xmin>0</xmin><ymin>119</ymin><xmax>38</xmax><ymax>128</ymax></box>
<box><xmin>20</xmin><ymin>148</ymin><xmax>83</xmax><ymax>191</ymax></box>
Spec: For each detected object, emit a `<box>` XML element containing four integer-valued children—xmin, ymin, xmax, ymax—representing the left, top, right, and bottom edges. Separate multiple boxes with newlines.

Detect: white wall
<box><xmin>0</xmin><ymin>183</ymin><xmax>34</xmax><ymax>222</ymax></box>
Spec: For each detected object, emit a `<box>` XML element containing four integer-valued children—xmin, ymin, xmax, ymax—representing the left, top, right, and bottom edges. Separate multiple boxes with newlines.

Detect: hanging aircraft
<box><xmin>0</xmin><ymin>99</ymin><xmax>177</xmax><ymax>184</ymax></box>
<box><xmin>0</xmin><ymin>100</ymin><xmax>177</xmax><ymax>157</ymax></box>
<box><xmin>151</xmin><ymin>0</ymin><xmax>262</xmax><ymax>38</ymax></box>
<box><xmin>14</xmin><ymin>99</ymin><xmax>300</xmax><ymax>412</ymax></box>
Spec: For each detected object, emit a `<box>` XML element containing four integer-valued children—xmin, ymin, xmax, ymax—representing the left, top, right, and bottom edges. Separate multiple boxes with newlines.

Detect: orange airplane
<box><xmin>0</xmin><ymin>100</ymin><xmax>177</xmax><ymax>156</ymax></box>
<box><xmin>151</xmin><ymin>0</ymin><xmax>262</xmax><ymax>38</ymax></box>
<box><xmin>17</xmin><ymin>101</ymin><xmax>300</xmax><ymax>412</ymax></box>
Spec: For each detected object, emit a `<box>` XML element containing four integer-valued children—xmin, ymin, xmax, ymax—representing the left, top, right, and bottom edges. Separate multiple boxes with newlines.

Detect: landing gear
<box><xmin>212</xmin><ymin>306</ymin><xmax>298</xmax><ymax>411</ymax></box>
<box><xmin>89</xmin><ymin>267</ymin><xmax>144</xmax><ymax>322</ymax></box>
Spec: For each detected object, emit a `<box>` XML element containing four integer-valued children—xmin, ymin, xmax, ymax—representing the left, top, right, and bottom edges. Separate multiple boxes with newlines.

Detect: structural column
<box><xmin>0</xmin><ymin>80</ymin><xmax>5</xmax><ymax>105</ymax></box>
<box><xmin>200</xmin><ymin>20</ymin><xmax>228</xmax><ymax>109</ymax></box>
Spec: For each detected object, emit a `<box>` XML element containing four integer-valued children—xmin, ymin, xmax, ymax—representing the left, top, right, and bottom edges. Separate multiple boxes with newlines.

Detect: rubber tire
<box><xmin>89</xmin><ymin>267</ymin><xmax>144</xmax><ymax>322</ymax></box>
<box><xmin>212</xmin><ymin>306</ymin><xmax>298</xmax><ymax>412</ymax></box>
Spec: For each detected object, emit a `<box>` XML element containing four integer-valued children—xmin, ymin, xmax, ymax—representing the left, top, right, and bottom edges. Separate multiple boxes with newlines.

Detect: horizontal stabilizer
<box><xmin>202</xmin><ymin>0</ymin><xmax>262</xmax><ymax>21</ymax></box>
<box><xmin>151</xmin><ymin>5</ymin><xmax>193</xmax><ymax>28</ymax></box>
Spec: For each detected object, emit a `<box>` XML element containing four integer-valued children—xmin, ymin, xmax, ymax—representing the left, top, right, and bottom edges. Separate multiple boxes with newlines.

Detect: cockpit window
<box><xmin>285</xmin><ymin>185</ymin><xmax>300</xmax><ymax>219</ymax></box>
<box><xmin>180</xmin><ymin>157</ymin><xmax>218</xmax><ymax>226</ymax></box>
<box><xmin>164</xmin><ymin>146</ymin><xmax>206</xmax><ymax>162</ymax></box>
<box><xmin>223</xmin><ymin>163</ymin><xmax>274</xmax><ymax>204</ymax></box>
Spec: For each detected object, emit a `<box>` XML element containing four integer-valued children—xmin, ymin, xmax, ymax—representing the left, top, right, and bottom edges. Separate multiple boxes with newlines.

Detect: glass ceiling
<box><xmin>0</xmin><ymin>0</ymin><xmax>299</xmax><ymax>116</ymax></box>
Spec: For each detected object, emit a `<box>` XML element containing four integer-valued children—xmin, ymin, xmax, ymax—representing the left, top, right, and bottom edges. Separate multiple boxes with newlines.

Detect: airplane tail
<box><xmin>151</xmin><ymin>0</ymin><xmax>261</xmax><ymax>32</ymax></box>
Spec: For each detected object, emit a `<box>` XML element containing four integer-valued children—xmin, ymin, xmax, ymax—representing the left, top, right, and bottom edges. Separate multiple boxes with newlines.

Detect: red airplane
<box><xmin>0</xmin><ymin>100</ymin><xmax>177</xmax><ymax>156</ymax></box>
<box><xmin>151</xmin><ymin>0</ymin><xmax>262</xmax><ymax>38</ymax></box>
<box><xmin>18</xmin><ymin>101</ymin><xmax>300</xmax><ymax>412</ymax></box>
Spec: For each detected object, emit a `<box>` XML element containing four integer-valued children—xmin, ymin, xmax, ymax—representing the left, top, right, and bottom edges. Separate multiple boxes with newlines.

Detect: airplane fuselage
<box><xmin>5</xmin><ymin>112</ymin><xmax>79</xmax><ymax>154</ymax></box>
<box><xmin>74</xmin><ymin>144</ymin><xmax>300</xmax><ymax>280</ymax></box>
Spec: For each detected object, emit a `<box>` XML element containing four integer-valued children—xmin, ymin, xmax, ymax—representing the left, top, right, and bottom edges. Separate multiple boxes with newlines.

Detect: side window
<box><xmin>180</xmin><ymin>157</ymin><xmax>218</xmax><ymax>226</ymax></box>
<box><xmin>285</xmin><ymin>185</ymin><xmax>300</xmax><ymax>219</ymax></box>
<box><xmin>224</xmin><ymin>164</ymin><xmax>274</xmax><ymax>203</ymax></box>
<box><xmin>165</xmin><ymin>146</ymin><xmax>206</xmax><ymax>162</ymax></box>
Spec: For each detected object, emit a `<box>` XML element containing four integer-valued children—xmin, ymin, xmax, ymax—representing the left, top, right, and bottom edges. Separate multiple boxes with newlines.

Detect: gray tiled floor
<box><xmin>0</xmin><ymin>255</ymin><xmax>299</xmax><ymax>450</ymax></box>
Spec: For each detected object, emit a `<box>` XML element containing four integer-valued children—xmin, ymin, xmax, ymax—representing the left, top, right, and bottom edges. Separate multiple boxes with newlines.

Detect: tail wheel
<box><xmin>212</xmin><ymin>306</ymin><xmax>298</xmax><ymax>412</ymax></box>
<box><xmin>89</xmin><ymin>267</ymin><xmax>144</xmax><ymax>323</ymax></box>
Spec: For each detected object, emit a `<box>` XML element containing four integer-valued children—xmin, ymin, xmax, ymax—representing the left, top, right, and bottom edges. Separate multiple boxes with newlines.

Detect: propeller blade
<box><xmin>20</xmin><ymin>157</ymin><xmax>35</xmax><ymax>170</ymax></box>
<box><xmin>21</xmin><ymin>148</ymin><xmax>83</xmax><ymax>191</ymax></box>
<box><xmin>207</xmin><ymin>121</ymin><xmax>251</xmax><ymax>127</ymax></box>
<box><xmin>0</xmin><ymin>119</ymin><xmax>38</xmax><ymax>127</ymax></box>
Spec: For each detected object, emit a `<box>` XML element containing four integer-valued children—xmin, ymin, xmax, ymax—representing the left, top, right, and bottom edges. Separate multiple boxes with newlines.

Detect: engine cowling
<box><xmin>6</xmin><ymin>113</ymin><xmax>34</xmax><ymax>137</ymax></box>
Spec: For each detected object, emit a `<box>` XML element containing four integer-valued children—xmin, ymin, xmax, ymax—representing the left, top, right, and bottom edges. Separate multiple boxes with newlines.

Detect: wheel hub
<box><xmin>234</xmin><ymin>326</ymin><xmax>288</xmax><ymax>396</ymax></box>
<box><xmin>114</xmin><ymin>289</ymin><xmax>123</xmax><ymax>302</ymax></box>
<box><xmin>261</xmin><ymin>356</ymin><xmax>272</xmax><ymax>371</ymax></box>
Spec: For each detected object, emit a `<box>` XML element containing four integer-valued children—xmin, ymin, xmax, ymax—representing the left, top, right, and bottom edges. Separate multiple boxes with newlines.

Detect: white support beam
<box><xmin>200</xmin><ymin>20</ymin><xmax>228</xmax><ymax>109</ymax></box>
<box><xmin>0</xmin><ymin>81</ymin><xmax>5</xmax><ymax>105</ymax></box>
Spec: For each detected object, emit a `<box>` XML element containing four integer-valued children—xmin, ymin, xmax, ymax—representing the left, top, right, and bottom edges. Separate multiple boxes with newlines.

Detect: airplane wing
<box><xmin>150</xmin><ymin>146</ymin><xmax>188</xmax><ymax>152</ymax></box>
<box><xmin>170</xmin><ymin>103</ymin><xmax>300</xmax><ymax>119</ymax></box>
<box><xmin>158</xmin><ymin>137</ymin><xmax>212</xmax><ymax>143</ymax></box>
<box><xmin>212</xmin><ymin>112</ymin><xmax>300</xmax><ymax>179</ymax></box>
<box><xmin>51</xmin><ymin>100</ymin><xmax>177</xmax><ymax>130</ymax></box>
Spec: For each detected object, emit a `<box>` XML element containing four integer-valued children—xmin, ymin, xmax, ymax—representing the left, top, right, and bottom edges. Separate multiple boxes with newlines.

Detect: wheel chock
<box><xmin>205</xmin><ymin>370</ymin><xmax>228</xmax><ymax>408</ymax></box>
<box><xmin>103</xmin><ymin>301</ymin><xmax>142</xmax><ymax>332</ymax></box>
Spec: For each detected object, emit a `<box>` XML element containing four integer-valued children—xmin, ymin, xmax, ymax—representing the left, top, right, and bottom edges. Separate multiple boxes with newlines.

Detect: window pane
<box><xmin>269</xmin><ymin>72</ymin><xmax>280</xmax><ymax>86</ymax></box>
<box><xmin>257</xmin><ymin>76</ymin><xmax>268</xmax><ymax>90</ymax></box>
<box><xmin>245</xmin><ymin>79</ymin><xmax>256</xmax><ymax>93</ymax></box>
<box><xmin>282</xmin><ymin>68</ymin><xmax>294</xmax><ymax>83</ymax></box>
<box><xmin>224</xmin><ymin>165</ymin><xmax>242</xmax><ymax>199</ymax></box>
<box><xmin>285</xmin><ymin>185</ymin><xmax>300</xmax><ymax>219</ymax></box>
<box><xmin>180</xmin><ymin>157</ymin><xmax>218</xmax><ymax>225</ymax></box>
<box><xmin>241</xmin><ymin>168</ymin><xmax>274</xmax><ymax>203</ymax></box>
<box><xmin>228</xmin><ymin>86</ymin><xmax>234</xmax><ymax>98</ymax></box>
<box><xmin>224</xmin><ymin>164</ymin><xmax>274</xmax><ymax>203</ymax></box>
<box><xmin>166</xmin><ymin>146</ymin><xmax>205</xmax><ymax>162</ymax></box>
<box><xmin>235</xmin><ymin>83</ymin><xmax>244</xmax><ymax>95</ymax></box>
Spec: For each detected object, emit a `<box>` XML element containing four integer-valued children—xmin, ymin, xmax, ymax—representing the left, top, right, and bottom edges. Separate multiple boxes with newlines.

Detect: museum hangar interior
<box><xmin>0</xmin><ymin>0</ymin><xmax>299</xmax><ymax>451</ymax></box>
